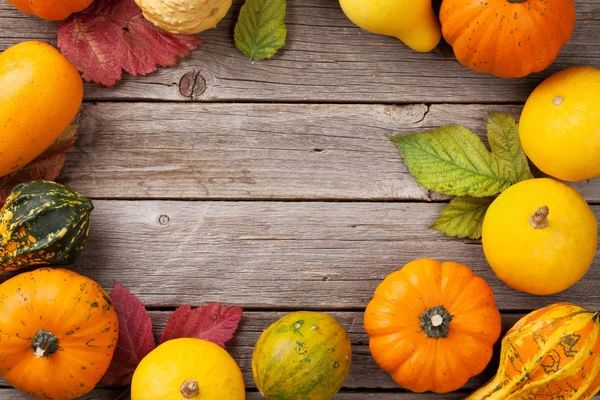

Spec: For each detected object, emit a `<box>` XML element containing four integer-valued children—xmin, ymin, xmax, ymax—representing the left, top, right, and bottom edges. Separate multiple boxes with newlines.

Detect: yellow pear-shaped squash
<box><xmin>131</xmin><ymin>338</ymin><xmax>245</xmax><ymax>400</ymax></box>
<box><xmin>338</xmin><ymin>0</ymin><xmax>441</xmax><ymax>52</ymax></box>
<box><xmin>482</xmin><ymin>178</ymin><xmax>597</xmax><ymax>295</ymax></box>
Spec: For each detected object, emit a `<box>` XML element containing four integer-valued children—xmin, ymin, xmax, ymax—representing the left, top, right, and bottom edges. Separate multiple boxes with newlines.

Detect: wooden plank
<box><xmin>7</xmin><ymin>200</ymin><xmax>597</xmax><ymax>310</ymax></box>
<box><xmin>1</xmin><ymin>312</ymin><xmax>597</xmax><ymax>394</ymax></box>
<box><xmin>0</xmin><ymin>388</ymin><xmax>472</xmax><ymax>400</ymax></box>
<box><xmin>61</xmin><ymin>103</ymin><xmax>600</xmax><ymax>201</ymax></box>
<box><xmin>0</xmin><ymin>312</ymin><xmax>532</xmax><ymax>392</ymax></box>
<box><xmin>0</xmin><ymin>0</ymin><xmax>598</xmax><ymax>103</ymax></box>
<box><xmin>146</xmin><ymin>311</ymin><xmax>522</xmax><ymax>390</ymax></box>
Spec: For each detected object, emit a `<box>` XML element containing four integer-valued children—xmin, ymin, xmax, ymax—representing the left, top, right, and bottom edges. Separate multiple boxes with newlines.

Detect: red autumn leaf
<box><xmin>160</xmin><ymin>303</ymin><xmax>243</xmax><ymax>347</ymax></box>
<box><xmin>102</xmin><ymin>282</ymin><xmax>156</xmax><ymax>387</ymax></box>
<box><xmin>0</xmin><ymin>124</ymin><xmax>78</xmax><ymax>206</ymax></box>
<box><xmin>57</xmin><ymin>0</ymin><xmax>203</xmax><ymax>87</ymax></box>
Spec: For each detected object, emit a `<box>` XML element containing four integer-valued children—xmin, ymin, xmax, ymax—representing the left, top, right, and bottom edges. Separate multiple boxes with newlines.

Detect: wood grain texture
<box><xmin>61</xmin><ymin>103</ymin><xmax>600</xmax><ymax>201</ymax></box>
<box><xmin>7</xmin><ymin>200</ymin><xmax>596</xmax><ymax>310</ymax></box>
<box><xmin>0</xmin><ymin>0</ymin><xmax>598</xmax><ymax>102</ymax></box>
<box><xmin>0</xmin><ymin>312</ymin><xmax>542</xmax><ymax>391</ymax></box>
<box><xmin>0</xmin><ymin>388</ymin><xmax>475</xmax><ymax>400</ymax></box>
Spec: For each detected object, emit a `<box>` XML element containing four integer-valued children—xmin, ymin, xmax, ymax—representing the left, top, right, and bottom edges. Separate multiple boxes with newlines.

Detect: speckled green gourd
<box><xmin>252</xmin><ymin>311</ymin><xmax>352</xmax><ymax>400</ymax></box>
<box><xmin>0</xmin><ymin>180</ymin><xmax>93</xmax><ymax>272</ymax></box>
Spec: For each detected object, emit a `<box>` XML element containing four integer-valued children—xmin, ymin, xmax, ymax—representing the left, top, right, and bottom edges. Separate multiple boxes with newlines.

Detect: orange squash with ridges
<box><xmin>468</xmin><ymin>303</ymin><xmax>600</xmax><ymax>400</ymax></box>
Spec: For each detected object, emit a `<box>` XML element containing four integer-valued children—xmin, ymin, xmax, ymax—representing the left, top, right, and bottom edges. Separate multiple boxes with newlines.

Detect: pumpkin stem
<box><xmin>530</xmin><ymin>206</ymin><xmax>549</xmax><ymax>229</ymax></box>
<box><xmin>420</xmin><ymin>305</ymin><xmax>453</xmax><ymax>339</ymax></box>
<box><xmin>180</xmin><ymin>380</ymin><xmax>199</xmax><ymax>398</ymax></box>
<box><xmin>31</xmin><ymin>329</ymin><xmax>59</xmax><ymax>358</ymax></box>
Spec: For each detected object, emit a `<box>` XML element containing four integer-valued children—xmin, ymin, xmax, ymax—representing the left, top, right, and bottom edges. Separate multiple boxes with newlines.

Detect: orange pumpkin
<box><xmin>0</xmin><ymin>268</ymin><xmax>119</xmax><ymax>400</ymax></box>
<box><xmin>440</xmin><ymin>0</ymin><xmax>576</xmax><ymax>78</ymax></box>
<box><xmin>364</xmin><ymin>258</ymin><xmax>502</xmax><ymax>393</ymax></box>
<box><xmin>6</xmin><ymin>0</ymin><xmax>93</xmax><ymax>20</ymax></box>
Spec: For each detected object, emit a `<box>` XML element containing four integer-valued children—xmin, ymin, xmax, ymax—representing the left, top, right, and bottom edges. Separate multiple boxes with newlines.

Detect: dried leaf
<box><xmin>102</xmin><ymin>282</ymin><xmax>156</xmax><ymax>387</ymax></box>
<box><xmin>57</xmin><ymin>0</ymin><xmax>203</xmax><ymax>86</ymax></box>
<box><xmin>160</xmin><ymin>303</ymin><xmax>243</xmax><ymax>347</ymax></box>
<box><xmin>0</xmin><ymin>124</ymin><xmax>78</xmax><ymax>206</ymax></box>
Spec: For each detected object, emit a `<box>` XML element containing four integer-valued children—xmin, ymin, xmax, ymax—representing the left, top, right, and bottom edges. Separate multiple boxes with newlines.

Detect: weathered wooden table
<box><xmin>1</xmin><ymin>0</ymin><xmax>600</xmax><ymax>398</ymax></box>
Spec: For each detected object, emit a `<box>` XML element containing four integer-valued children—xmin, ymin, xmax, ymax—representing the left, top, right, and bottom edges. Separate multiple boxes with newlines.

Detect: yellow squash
<box><xmin>520</xmin><ymin>66</ymin><xmax>600</xmax><ymax>182</ymax></box>
<box><xmin>0</xmin><ymin>42</ymin><xmax>82</xmax><ymax>177</ymax></box>
<box><xmin>482</xmin><ymin>178</ymin><xmax>597</xmax><ymax>295</ymax></box>
<box><xmin>338</xmin><ymin>0</ymin><xmax>441</xmax><ymax>52</ymax></box>
<box><xmin>468</xmin><ymin>303</ymin><xmax>600</xmax><ymax>400</ymax></box>
<box><xmin>131</xmin><ymin>338</ymin><xmax>245</xmax><ymax>400</ymax></box>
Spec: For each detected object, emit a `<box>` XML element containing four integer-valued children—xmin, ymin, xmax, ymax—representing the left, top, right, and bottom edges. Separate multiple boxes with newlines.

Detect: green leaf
<box><xmin>487</xmin><ymin>111</ymin><xmax>533</xmax><ymax>183</ymax></box>
<box><xmin>390</xmin><ymin>125</ymin><xmax>513</xmax><ymax>197</ymax></box>
<box><xmin>431</xmin><ymin>196</ymin><xmax>494</xmax><ymax>239</ymax></box>
<box><xmin>234</xmin><ymin>0</ymin><xmax>287</xmax><ymax>60</ymax></box>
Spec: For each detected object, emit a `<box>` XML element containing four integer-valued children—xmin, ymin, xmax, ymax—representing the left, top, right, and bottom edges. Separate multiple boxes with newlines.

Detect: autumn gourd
<box><xmin>253</xmin><ymin>311</ymin><xmax>352</xmax><ymax>399</ymax></box>
<box><xmin>131</xmin><ymin>338</ymin><xmax>245</xmax><ymax>400</ymax></box>
<box><xmin>0</xmin><ymin>268</ymin><xmax>118</xmax><ymax>400</ymax></box>
<box><xmin>0</xmin><ymin>181</ymin><xmax>93</xmax><ymax>273</ymax></box>
<box><xmin>6</xmin><ymin>0</ymin><xmax>93</xmax><ymax>20</ymax></box>
<box><xmin>482</xmin><ymin>178</ymin><xmax>597</xmax><ymax>295</ymax></box>
<box><xmin>468</xmin><ymin>303</ymin><xmax>600</xmax><ymax>399</ymax></box>
<box><xmin>0</xmin><ymin>42</ymin><xmax>82</xmax><ymax>177</ymax></box>
<box><xmin>339</xmin><ymin>0</ymin><xmax>441</xmax><ymax>52</ymax></box>
<box><xmin>364</xmin><ymin>258</ymin><xmax>502</xmax><ymax>393</ymax></box>
<box><xmin>520</xmin><ymin>66</ymin><xmax>600</xmax><ymax>182</ymax></box>
<box><xmin>440</xmin><ymin>0</ymin><xmax>576</xmax><ymax>78</ymax></box>
<box><xmin>135</xmin><ymin>0</ymin><xmax>232</xmax><ymax>34</ymax></box>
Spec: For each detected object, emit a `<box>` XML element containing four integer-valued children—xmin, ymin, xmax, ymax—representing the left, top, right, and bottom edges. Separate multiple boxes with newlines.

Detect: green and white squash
<box><xmin>252</xmin><ymin>311</ymin><xmax>352</xmax><ymax>400</ymax></box>
<box><xmin>0</xmin><ymin>180</ymin><xmax>93</xmax><ymax>272</ymax></box>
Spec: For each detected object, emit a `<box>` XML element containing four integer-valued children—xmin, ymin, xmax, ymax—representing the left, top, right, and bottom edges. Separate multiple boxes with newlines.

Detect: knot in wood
<box><xmin>179</xmin><ymin>70</ymin><xmax>207</xmax><ymax>100</ymax></box>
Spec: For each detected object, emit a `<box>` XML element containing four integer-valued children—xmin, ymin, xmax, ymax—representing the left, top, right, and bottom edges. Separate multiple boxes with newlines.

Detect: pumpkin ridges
<box><xmin>440</xmin><ymin>0</ymin><xmax>576</xmax><ymax>78</ymax></box>
<box><xmin>366</xmin><ymin>259</ymin><xmax>501</xmax><ymax>394</ymax></box>
<box><xmin>0</xmin><ymin>268</ymin><xmax>118</xmax><ymax>399</ymax></box>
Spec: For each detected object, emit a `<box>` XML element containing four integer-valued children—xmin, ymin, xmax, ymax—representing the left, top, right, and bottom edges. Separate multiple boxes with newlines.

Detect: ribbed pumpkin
<box><xmin>364</xmin><ymin>259</ymin><xmax>502</xmax><ymax>393</ymax></box>
<box><xmin>440</xmin><ymin>0</ymin><xmax>576</xmax><ymax>78</ymax></box>
<box><xmin>0</xmin><ymin>181</ymin><xmax>93</xmax><ymax>273</ymax></box>
<box><xmin>468</xmin><ymin>303</ymin><xmax>600</xmax><ymax>399</ymax></box>
<box><xmin>0</xmin><ymin>268</ymin><xmax>119</xmax><ymax>400</ymax></box>
<box><xmin>6</xmin><ymin>0</ymin><xmax>94</xmax><ymax>20</ymax></box>
<box><xmin>253</xmin><ymin>311</ymin><xmax>352</xmax><ymax>400</ymax></box>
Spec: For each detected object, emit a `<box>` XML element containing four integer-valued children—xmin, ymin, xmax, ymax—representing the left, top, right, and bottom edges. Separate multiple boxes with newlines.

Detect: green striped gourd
<box><xmin>0</xmin><ymin>180</ymin><xmax>93</xmax><ymax>272</ymax></box>
<box><xmin>253</xmin><ymin>311</ymin><xmax>352</xmax><ymax>400</ymax></box>
<box><xmin>468</xmin><ymin>303</ymin><xmax>600</xmax><ymax>400</ymax></box>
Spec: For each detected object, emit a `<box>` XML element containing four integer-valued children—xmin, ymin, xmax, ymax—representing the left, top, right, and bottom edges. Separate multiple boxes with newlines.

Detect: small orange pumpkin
<box><xmin>364</xmin><ymin>258</ymin><xmax>502</xmax><ymax>393</ymax></box>
<box><xmin>440</xmin><ymin>0</ymin><xmax>576</xmax><ymax>78</ymax></box>
<box><xmin>6</xmin><ymin>0</ymin><xmax>94</xmax><ymax>20</ymax></box>
<box><xmin>0</xmin><ymin>268</ymin><xmax>119</xmax><ymax>400</ymax></box>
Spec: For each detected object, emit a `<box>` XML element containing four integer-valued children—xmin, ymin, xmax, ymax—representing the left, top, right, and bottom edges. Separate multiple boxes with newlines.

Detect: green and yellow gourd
<box><xmin>253</xmin><ymin>311</ymin><xmax>352</xmax><ymax>400</ymax></box>
<box><xmin>468</xmin><ymin>303</ymin><xmax>600</xmax><ymax>400</ymax></box>
<box><xmin>0</xmin><ymin>180</ymin><xmax>93</xmax><ymax>272</ymax></box>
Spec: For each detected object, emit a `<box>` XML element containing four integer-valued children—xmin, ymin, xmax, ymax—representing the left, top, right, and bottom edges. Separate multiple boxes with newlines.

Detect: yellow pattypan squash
<box><xmin>520</xmin><ymin>66</ymin><xmax>600</xmax><ymax>182</ymax></box>
<box><xmin>131</xmin><ymin>338</ymin><xmax>245</xmax><ymax>400</ymax></box>
<box><xmin>482</xmin><ymin>178</ymin><xmax>597</xmax><ymax>295</ymax></box>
